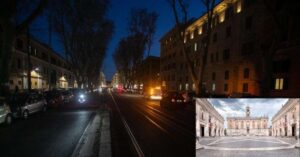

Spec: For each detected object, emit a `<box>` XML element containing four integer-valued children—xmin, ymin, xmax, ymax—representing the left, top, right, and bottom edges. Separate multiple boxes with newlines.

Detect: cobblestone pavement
<box><xmin>197</xmin><ymin>136</ymin><xmax>300</xmax><ymax>157</ymax></box>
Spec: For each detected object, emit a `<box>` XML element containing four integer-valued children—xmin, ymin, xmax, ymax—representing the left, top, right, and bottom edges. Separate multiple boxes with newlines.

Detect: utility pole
<box><xmin>26</xmin><ymin>27</ymin><xmax>32</xmax><ymax>92</ymax></box>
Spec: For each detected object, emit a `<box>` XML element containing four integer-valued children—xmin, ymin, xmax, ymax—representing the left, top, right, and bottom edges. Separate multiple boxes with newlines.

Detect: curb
<box><xmin>71</xmin><ymin>109</ymin><xmax>111</xmax><ymax>157</ymax></box>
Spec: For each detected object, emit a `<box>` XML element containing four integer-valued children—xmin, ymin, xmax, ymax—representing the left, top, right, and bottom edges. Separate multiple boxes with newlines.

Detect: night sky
<box><xmin>31</xmin><ymin>0</ymin><xmax>206</xmax><ymax>80</ymax></box>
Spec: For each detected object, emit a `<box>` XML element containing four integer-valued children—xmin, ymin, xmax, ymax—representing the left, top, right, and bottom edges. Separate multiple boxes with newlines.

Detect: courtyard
<box><xmin>196</xmin><ymin>136</ymin><xmax>300</xmax><ymax>157</ymax></box>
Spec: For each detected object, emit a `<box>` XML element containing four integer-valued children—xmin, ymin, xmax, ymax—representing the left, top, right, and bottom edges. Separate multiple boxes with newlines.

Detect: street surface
<box><xmin>197</xmin><ymin>136</ymin><xmax>300</xmax><ymax>157</ymax></box>
<box><xmin>105</xmin><ymin>92</ymin><xmax>195</xmax><ymax>157</ymax></box>
<box><xmin>0</xmin><ymin>95</ymin><xmax>101</xmax><ymax>157</ymax></box>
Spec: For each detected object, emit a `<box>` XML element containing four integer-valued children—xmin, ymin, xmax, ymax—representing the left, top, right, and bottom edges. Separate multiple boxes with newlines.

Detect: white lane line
<box><xmin>144</xmin><ymin>115</ymin><xmax>169</xmax><ymax>133</ymax></box>
<box><xmin>109</xmin><ymin>92</ymin><xmax>145</xmax><ymax>157</ymax></box>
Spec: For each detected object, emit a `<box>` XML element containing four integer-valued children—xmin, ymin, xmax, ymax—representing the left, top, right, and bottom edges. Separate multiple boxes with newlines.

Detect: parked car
<box><xmin>61</xmin><ymin>90</ymin><xmax>73</xmax><ymax>104</ymax></box>
<box><xmin>44</xmin><ymin>90</ymin><xmax>63</xmax><ymax>108</ymax></box>
<box><xmin>182</xmin><ymin>91</ymin><xmax>196</xmax><ymax>105</ymax></box>
<box><xmin>9</xmin><ymin>92</ymin><xmax>47</xmax><ymax>119</ymax></box>
<box><xmin>160</xmin><ymin>91</ymin><xmax>187</xmax><ymax>109</ymax></box>
<box><xmin>0</xmin><ymin>97</ymin><xmax>12</xmax><ymax>125</ymax></box>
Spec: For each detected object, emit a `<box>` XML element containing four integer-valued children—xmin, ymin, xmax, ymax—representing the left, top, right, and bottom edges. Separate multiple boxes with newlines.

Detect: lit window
<box><xmin>219</xmin><ymin>12</ymin><xmax>225</xmax><ymax>23</ymax></box>
<box><xmin>190</xmin><ymin>32</ymin><xmax>194</xmax><ymax>39</ymax></box>
<box><xmin>275</xmin><ymin>78</ymin><xmax>284</xmax><ymax>90</ymax></box>
<box><xmin>192</xmin><ymin>83</ymin><xmax>196</xmax><ymax>91</ymax></box>
<box><xmin>184</xmin><ymin>36</ymin><xmax>187</xmax><ymax>43</ymax></box>
<box><xmin>212</xmin><ymin>83</ymin><xmax>216</xmax><ymax>91</ymax></box>
<box><xmin>179</xmin><ymin>84</ymin><xmax>182</xmax><ymax>90</ymax></box>
<box><xmin>185</xmin><ymin>83</ymin><xmax>189</xmax><ymax>90</ymax></box>
<box><xmin>198</xmin><ymin>26</ymin><xmax>202</xmax><ymax>35</ymax></box>
<box><xmin>194</xmin><ymin>43</ymin><xmax>197</xmax><ymax>51</ymax></box>
<box><xmin>236</xmin><ymin>0</ymin><xmax>242</xmax><ymax>13</ymax></box>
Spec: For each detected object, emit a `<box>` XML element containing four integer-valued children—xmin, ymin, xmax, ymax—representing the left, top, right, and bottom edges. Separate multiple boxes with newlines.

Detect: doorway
<box><xmin>200</xmin><ymin>125</ymin><xmax>205</xmax><ymax>137</ymax></box>
<box><xmin>292</xmin><ymin>124</ymin><xmax>296</xmax><ymax>136</ymax></box>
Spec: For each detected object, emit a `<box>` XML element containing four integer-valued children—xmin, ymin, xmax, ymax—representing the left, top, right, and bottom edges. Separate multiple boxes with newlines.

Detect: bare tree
<box><xmin>0</xmin><ymin>0</ymin><xmax>48</xmax><ymax>95</ymax></box>
<box><xmin>128</xmin><ymin>8</ymin><xmax>158</xmax><ymax>57</ymax></box>
<box><xmin>51</xmin><ymin>0</ymin><xmax>114</xmax><ymax>90</ymax></box>
<box><xmin>167</xmin><ymin>0</ymin><xmax>215</xmax><ymax>96</ymax></box>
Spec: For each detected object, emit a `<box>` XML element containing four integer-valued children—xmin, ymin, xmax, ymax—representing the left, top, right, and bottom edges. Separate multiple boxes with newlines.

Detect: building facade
<box><xmin>160</xmin><ymin>0</ymin><xmax>300</xmax><ymax>97</ymax></box>
<box><xmin>272</xmin><ymin>99</ymin><xmax>300</xmax><ymax>137</ymax></box>
<box><xmin>196</xmin><ymin>99</ymin><xmax>225</xmax><ymax>138</ymax></box>
<box><xmin>139</xmin><ymin>56</ymin><xmax>160</xmax><ymax>93</ymax></box>
<box><xmin>9</xmin><ymin>35</ymin><xmax>76</xmax><ymax>91</ymax></box>
<box><xmin>227</xmin><ymin>106</ymin><xmax>269</xmax><ymax>136</ymax></box>
<box><xmin>111</xmin><ymin>72</ymin><xmax>123</xmax><ymax>88</ymax></box>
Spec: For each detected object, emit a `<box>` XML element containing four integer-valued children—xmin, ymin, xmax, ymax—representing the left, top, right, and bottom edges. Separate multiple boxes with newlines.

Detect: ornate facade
<box><xmin>272</xmin><ymin>99</ymin><xmax>300</xmax><ymax>137</ymax></box>
<box><xmin>196</xmin><ymin>99</ymin><xmax>225</xmax><ymax>138</ymax></box>
<box><xmin>227</xmin><ymin>106</ymin><xmax>269</xmax><ymax>136</ymax></box>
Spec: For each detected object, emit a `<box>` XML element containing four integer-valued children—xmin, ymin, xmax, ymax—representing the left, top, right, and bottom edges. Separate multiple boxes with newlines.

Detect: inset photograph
<box><xmin>196</xmin><ymin>98</ymin><xmax>300</xmax><ymax>157</ymax></box>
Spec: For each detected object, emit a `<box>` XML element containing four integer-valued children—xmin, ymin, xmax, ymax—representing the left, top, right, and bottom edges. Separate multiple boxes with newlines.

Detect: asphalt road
<box><xmin>105</xmin><ymin>92</ymin><xmax>195</xmax><ymax>157</ymax></box>
<box><xmin>0</xmin><ymin>96</ymin><xmax>100</xmax><ymax>157</ymax></box>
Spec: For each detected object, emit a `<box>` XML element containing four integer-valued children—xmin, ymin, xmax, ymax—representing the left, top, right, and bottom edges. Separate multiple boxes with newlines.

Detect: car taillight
<box><xmin>171</xmin><ymin>98</ymin><xmax>175</xmax><ymax>102</ymax></box>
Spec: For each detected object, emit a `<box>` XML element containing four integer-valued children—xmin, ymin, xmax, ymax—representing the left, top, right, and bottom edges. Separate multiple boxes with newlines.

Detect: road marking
<box><xmin>109</xmin><ymin>92</ymin><xmax>145</xmax><ymax>157</ymax></box>
<box><xmin>144</xmin><ymin>115</ymin><xmax>169</xmax><ymax>133</ymax></box>
<box><xmin>71</xmin><ymin>114</ymin><xmax>96</xmax><ymax>157</ymax></box>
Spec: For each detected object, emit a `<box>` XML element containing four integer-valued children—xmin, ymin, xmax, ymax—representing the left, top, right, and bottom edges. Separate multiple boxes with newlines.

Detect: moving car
<box><xmin>72</xmin><ymin>89</ymin><xmax>87</xmax><ymax>103</ymax></box>
<box><xmin>9</xmin><ymin>92</ymin><xmax>47</xmax><ymax>119</ymax></box>
<box><xmin>0</xmin><ymin>97</ymin><xmax>12</xmax><ymax>125</ymax></box>
<box><xmin>160</xmin><ymin>91</ymin><xmax>187</xmax><ymax>109</ymax></box>
<box><xmin>144</xmin><ymin>86</ymin><xmax>162</xmax><ymax>100</ymax></box>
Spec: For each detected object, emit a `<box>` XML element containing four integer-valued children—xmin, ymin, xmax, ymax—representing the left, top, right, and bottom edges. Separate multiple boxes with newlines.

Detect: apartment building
<box><xmin>160</xmin><ymin>0</ymin><xmax>300</xmax><ymax>97</ymax></box>
<box><xmin>9</xmin><ymin>35</ymin><xmax>76</xmax><ymax>91</ymax></box>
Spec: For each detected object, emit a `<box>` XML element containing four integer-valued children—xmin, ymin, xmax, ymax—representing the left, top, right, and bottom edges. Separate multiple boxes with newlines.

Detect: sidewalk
<box><xmin>71</xmin><ymin>108</ymin><xmax>111</xmax><ymax>157</ymax></box>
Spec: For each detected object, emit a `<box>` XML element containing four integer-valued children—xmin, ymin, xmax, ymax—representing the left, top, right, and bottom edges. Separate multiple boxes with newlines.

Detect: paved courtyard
<box><xmin>196</xmin><ymin>136</ymin><xmax>300</xmax><ymax>157</ymax></box>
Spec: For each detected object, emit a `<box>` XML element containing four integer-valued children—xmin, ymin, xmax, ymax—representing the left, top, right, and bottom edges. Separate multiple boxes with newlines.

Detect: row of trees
<box><xmin>50</xmin><ymin>0</ymin><xmax>114</xmax><ymax>91</ymax></box>
<box><xmin>113</xmin><ymin>8</ymin><xmax>158</xmax><ymax>89</ymax></box>
<box><xmin>167</xmin><ymin>0</ymin><xmax>299</xmax><ymax>96</ymax></box>
<box><xmin>0</xmin><ymin>0</ymin><xmax>114</xmax><ymax>95</ymax></box>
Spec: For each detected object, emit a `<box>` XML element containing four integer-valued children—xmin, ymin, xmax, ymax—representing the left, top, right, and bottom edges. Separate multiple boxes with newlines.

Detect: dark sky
<box><xmin>31</xmin><ymin>0</ymin><xmax>205</xmax><ymax>80</ymax></box>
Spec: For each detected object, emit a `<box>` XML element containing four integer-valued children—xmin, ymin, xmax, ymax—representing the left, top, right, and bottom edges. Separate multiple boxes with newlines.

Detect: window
<box><xmin>245</xmin><ymin>16</ymin><xmax>252</xmax><ymax>30</ymax></box>
<box><xmin>18</xmin><ymin>80</ymin><xmax>22</xmax><ymax>85</ymax></box>
<box><xmin>198</xmin><ymin>26</ymin><xmax>202</xmax><ymax>35</ymax></box>
<box><xmin>190</xmin><ymin>32</ymin><xmax>194</xmax><ymax>39</ymax></box>
<box><xmin>212</xmin><ymin>83</ymin><xmax>216</xmax><ymax>92</ymax></box>
<box><xmin>213</xmin><ymin>33</ymin><xmax>217</xmax><ymax>43</ymax></box>
<box><xmin>241</xmin><ymin>42</ymin><xmax>254</xmax><ymax>55</ymax></box>
<box><xmin>225</xmin><ymin>5</ymin><xmax>234</xmax><ymax>20</ymax></box>
<box><xmin>224</xmin><ymin>84</ymin><xmax>228</xmax><ymax>92</ymax></box>
<box><xmin>212</xmin><ymin>72</ymin><xmax>216</xmax><ymax>81</ymax></box>
<box><xmin>215</xmin><ymin>52</ymin><xmax>219</xmax><ymax>62</ymax></box>
<box><xmin>210</xmin><ymin>54</ymin><xmax>214</xmax><ymax>63</ymax></box>
<box><xmin>273</xmin><ymin>78</ymin><xmax>288</xmax><ymax>90</ymax></box>
<box><xmin>9</xmin><ymin>80</ymin><xmax>13</xmax><ymax>85</ymax></box>
<box><xmin>244</xmin><ymin>68</ymin><xmax>250</xmax><ymax>78</ymax></box>
<box><xmin>243</xmin><ymin>83</ymin><xmax>248</xmax><ymax>92</ymax></box>
<box><xmin>273</xmin><ymin>59</ymin><xmax>290</xmax><ymax>73</ymax></box>
<box><xmin>226</xmin><ymin>26</ymin><xmax>231</xmax><ymax>38</ymax></box>
<box><xmin>224</xmin><ymin>70</ymin><xmax>229</xmax><ymax>80</ymax></box>
<box><xmin>223</xmin><ymin>49</ymin><xmax>230</xmax><ymax>60</ymax></box>
<box><xmin>16</xmin><ymin>39</ymin><xmax>23</xmax><ymax>50</ymax></box>
<box><xmin>194</xmin><ymin>43</ymin><xmax>197</xmax><ymax>51</ymax></box>
<box><xmin>17</xmin><ymin>59</ymin><xmax>21</xmax><ymax>69</ymax></box>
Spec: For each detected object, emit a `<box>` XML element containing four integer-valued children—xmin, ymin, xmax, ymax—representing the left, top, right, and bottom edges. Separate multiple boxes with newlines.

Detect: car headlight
<box><xmin>79</xmin><ymin>94</ymin><xmax>85</xmax><ymax>98</ymax></box>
